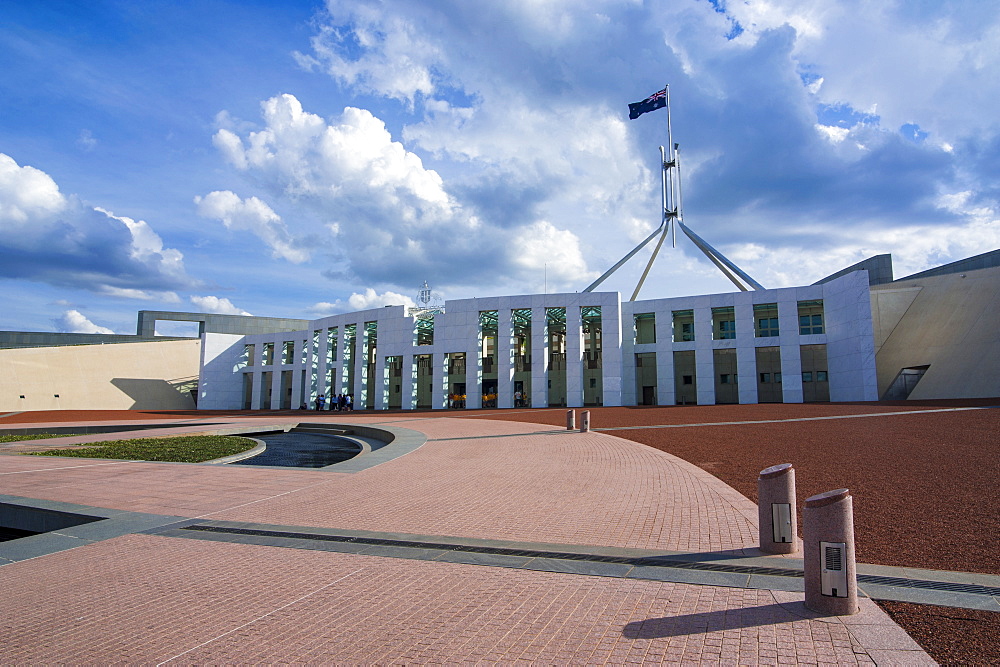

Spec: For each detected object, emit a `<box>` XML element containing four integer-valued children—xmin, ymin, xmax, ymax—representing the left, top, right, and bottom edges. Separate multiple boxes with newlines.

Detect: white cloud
<box><xmin>97</xmin><ymin>286</ymin><xmax>181</xmax><ymax>302</ymax></box>
<box><xmin>189</xmin><ymin>295</ymin><xmax>253</xmax><ymax>316</ymax></box>
<box><xmin>194</xmin><ymin>190</ymin><xmax>307</xmax><ymax>263</ymax></box>
<box><xmin>0</xmin><ymin>153</ymin><xmax>195</xmax><ymax>294</ymax></box>
<box><xmin>309</xmin><ymin>288</ymin><xmax>415</xmax><ymax>316</ymax></box>
<box><xmin>0</xmin><ymin>153</ymin><xmax>67</xmax><ymax>224</ymax></box>
<box><xmin>55</xmin><ymin>310</ymin><xmax>115</xmax><ymax>334</ymax></box>
<box><xmin>211</xmin><ymin>94</ymin><xmax>595</xmax><ymax>293</ymax></box>
<box><xmin>76</xmin><ymin>129</ymin><xmax>97</xmax><ymax>152</ymax></box>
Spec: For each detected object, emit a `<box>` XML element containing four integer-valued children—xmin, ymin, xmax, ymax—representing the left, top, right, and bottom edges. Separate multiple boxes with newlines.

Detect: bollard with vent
<box><xmin>803</xmin><ymin>488</ymin><xmax>858</xmax><ymax>615</ymax></box>
<box><xmin>757</xmin><ymin>463</ymin><xmax>798</xmax><ymax>554</ymax></box>
<box><xmin>566</xmin><ymin>410</ymin><xmax>576</xmax><ymax>430</ymax></box>
<box><xmin>580</xmin><ymin>410</ymin><xmax>590</xmax><ymax>432</ymax></box>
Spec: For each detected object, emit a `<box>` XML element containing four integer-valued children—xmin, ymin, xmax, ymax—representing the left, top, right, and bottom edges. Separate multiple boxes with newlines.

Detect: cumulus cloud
<box><xmin>0</xmin><ymin>154</ymin><xmax>196</xmax><ymax>294</ymax></box>
<box><xmin>211</xmin><ymin>94</ymin><xmax>595</xmax><ymax>292</ymax></box>
<box><xmin>55</xmin><ymin>309</ymin><xmax>115</xmax><ymax>334</ymax></box>
<box><xmin>189</xmin><ymin>295</ymin><xmax>253</xmax><ymax>316</ymax></box>
<box><xmin>194</xmin><ymin>190</ymin><xmax>308</xmax><ymax>263</ymax></box>
<box><xmin>309</xmin><ymin>288</ymin><xmax>416</xmax><ymax>315</ymax></box>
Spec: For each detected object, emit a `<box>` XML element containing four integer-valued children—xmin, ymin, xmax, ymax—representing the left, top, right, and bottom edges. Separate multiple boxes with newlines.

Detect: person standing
<box><xmin>316</xmin><ymin>394</ymin><xmax>326</xmax><ymax>411</ymax></box>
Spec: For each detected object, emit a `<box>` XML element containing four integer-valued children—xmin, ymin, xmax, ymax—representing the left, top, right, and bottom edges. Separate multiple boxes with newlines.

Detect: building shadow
<box><xmin>110</xmin><ymin>378</ymin><xmax>196</xmax><ymax>410</ymax></box>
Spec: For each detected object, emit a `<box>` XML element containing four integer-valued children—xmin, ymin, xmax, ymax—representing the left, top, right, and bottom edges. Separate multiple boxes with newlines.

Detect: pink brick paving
<box><xmin>0</xmin><ymin>534</ymin><xmax>920</xmax><ymax>664</ymax></box>
<box><xmin>0</xmin><ymin>412</ymin><xmax>933</xmax><ymax>663</ymax></box>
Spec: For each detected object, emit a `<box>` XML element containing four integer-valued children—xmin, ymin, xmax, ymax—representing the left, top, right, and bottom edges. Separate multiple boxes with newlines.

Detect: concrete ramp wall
<box><xmin>0</xmin><ymin>339</ymin><xmax>201</xmax><ymax>411</ymax></box>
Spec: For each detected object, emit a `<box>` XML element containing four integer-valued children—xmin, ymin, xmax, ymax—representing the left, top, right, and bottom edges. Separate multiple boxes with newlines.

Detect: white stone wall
<box><xmin>201</xmin><ymin>275</ymin><xmax>877</xmax><ymax>411</ymax></box>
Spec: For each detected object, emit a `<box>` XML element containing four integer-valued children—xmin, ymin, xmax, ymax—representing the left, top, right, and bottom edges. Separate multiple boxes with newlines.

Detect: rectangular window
<box><xmin>754</xmin><ymin>303</ymin><xmax>779</xmax><ymax>337</ymax></box>
<box><xmin>712</xmin><ymin>307</ymin><xmax>736</xmax><ymax>340</ymax></box>
<box><xmin>414</xmin><ymin>313</ymin><xmax>435</xmax><ymax>346</ymax></box>
<box><xmin>802</xmin><ymin>371</ymin><xmax>813</xmax><ymax>382</ymax></box>
<box><xmin>775</xmin><ymin>372</ymin><xmax>782</xmax><ymax>383</ymax></box>
<box><xmin>682</xmin><ymin>375</ymin><xmax>693</xmax><ymax>385</ymax></box>
<box><xmin>720</xmin><ymin>374</ymin><xmax>731</xmax><ymax>384</ymax></box>
<box><xmin>634</xmin><ymin>312</ymin><xmax>656</xmax><ymax>344</ymax></box>
<box><xmin>282</xmin><ymin>341</ymin><xmax>294</xmax><ymax>365</ymax></box>
<box><xmin>798</xmin><ymin>300</ymin><xmax>825</xmax><ymax>335</ymax></box>
<box><xmin>760</xmin><ymin>372</ymin><xmax>770</xmax><ymax>383</ymax></box>
<box><xmin>262</xmin><ymin>342</ymin><xmax>274</xmax><ymax>366</ymax></box>
<box><xmin>816</xmin><ymin>370</ymin><xmax>828</xmax><ymax>382</ymax></box>
<box><xmin>672</xmin><ymin>310</ymin><xmax>695</xmax><ymax>342</ymax></box>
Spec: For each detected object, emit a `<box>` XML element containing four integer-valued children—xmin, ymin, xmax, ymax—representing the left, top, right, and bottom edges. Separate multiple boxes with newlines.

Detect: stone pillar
<box><xmin>566</xmin><ymin>410</ymin><xmax>576</xmax><ymax>430</ymax></box>
<box><xmin>803</xmin><ymin>488</ymin><xmax>858</xmax><ymax>615</ymax></box>
<box><xmin>757</xmin><ymin>463</ymin><xmax>799</xmax><ymax>554</ymax></box>
<box><xmin>580</xmin><ymin>410</ymin><xmax>591</xmax><ymax>432</ymax></box>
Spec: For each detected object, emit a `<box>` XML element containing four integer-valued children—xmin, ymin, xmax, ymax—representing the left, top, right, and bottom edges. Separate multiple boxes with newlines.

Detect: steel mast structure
<box><xmin>584</xmin><ymin>85</ymin><xmax>763</xmax><ymax>299</ymax></box>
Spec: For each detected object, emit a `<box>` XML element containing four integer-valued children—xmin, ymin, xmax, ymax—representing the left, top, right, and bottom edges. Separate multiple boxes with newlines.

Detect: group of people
<box><xmin>313</xmin><ymin>393</ymin><xmax>353</xmax><ymax>411</ymax></box>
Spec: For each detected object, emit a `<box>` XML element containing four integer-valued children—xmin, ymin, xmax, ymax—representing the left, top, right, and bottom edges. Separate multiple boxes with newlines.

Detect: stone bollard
<box><xmin>580</xmin><ymin>410</ymin><xmax>591</xmax><ymax>432</ymax></box>
<box><xmin>803</xmin><ymin>488</ymin><xmax>858</xmax><ymax>615</ymax></box>
<box><xmin>758</xmin><ymin>463</ymin><xmax>798</xmax><ymax>554</ymax></box>
<box><xmin>566</xmin><ymin>410</ymin><xmax>576</xmax><ymax>430</ymax></box>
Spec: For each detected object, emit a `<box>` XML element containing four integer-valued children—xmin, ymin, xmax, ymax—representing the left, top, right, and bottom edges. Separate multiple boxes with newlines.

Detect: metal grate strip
<box><xmin>178</xmin><ymin>525</ymin><xmax>1000</xmax><ymax>597</ymax></box>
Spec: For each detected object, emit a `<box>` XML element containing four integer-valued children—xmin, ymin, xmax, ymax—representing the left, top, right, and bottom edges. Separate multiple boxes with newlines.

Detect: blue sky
<box><xmin>1</xmin><ymin>0</ymin><xmax>998</xmax><ymax>334</ymax></box>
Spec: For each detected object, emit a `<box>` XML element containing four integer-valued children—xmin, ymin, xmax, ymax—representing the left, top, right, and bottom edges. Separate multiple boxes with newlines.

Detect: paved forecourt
<box><xmin>0</xmin><ymin>412</ymin><xmax>931</xmax><ymax>664</ymax></box>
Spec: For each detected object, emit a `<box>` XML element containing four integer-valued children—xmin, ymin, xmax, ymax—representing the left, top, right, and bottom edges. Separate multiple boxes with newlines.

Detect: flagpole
<box><xmin>630</xmin><ymin>85</ymin><xmax>673</xmax><ymax>300</ymax></box>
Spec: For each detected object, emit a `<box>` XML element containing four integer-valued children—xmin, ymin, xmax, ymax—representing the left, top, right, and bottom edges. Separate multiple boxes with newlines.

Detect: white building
<box><xmin>197</xmin><ymin>270</ymin><xmax>878</xmax><ymax>411</ymax></box>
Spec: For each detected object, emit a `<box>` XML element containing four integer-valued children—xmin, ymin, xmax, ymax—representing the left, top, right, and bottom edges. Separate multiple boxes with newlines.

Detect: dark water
<box><xmin>238</xmin><ymin>433</ymin><xmax>362</xmax><ymax>468</ymax></box>
<box><xmin>0</xmin><ymin>526</ymin><xmax>39</xmax><ymax>542</ymax></box>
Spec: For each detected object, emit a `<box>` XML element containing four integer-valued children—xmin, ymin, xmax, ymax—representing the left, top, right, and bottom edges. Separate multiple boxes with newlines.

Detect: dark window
<box><xmin>682</xmin><ymin>375</ymin><xmax>693</xmax><ymax>385</ymax></box>
<box><xmin>760</xmin><ymin>373</ymin><xmax>770</xmax><ymax>383</ymax></box>
<box><xmin>802</xmin><ymin>371</ymin><xmax>813</xmax><ymax>382</ymax></box>
<box><xmin>816</xmin><ymin>371</ymin><xmax>828</xmax><ymax>382</ymax></box>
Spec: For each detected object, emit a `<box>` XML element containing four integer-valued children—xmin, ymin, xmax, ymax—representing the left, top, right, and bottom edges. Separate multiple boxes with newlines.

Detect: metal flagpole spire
<box><xmin>586</xmin><ymin>85</ymin><xmax>763</xmax><ymax>297</ymax></box>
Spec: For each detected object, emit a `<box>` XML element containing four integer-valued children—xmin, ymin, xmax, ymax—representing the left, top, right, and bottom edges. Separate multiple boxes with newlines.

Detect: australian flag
<box><xmin>628</xmin><ymin>88</ymin><xmax>667</xmax><ymax>119</ymax></box>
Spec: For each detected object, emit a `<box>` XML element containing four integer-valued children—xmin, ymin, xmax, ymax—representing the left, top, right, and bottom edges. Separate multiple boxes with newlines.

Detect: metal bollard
<box><xmin>580</xmin><ymin>410</ymin><xmax>590</xmax><ymax>432</ymax></box>
<box><xmin>566</xmin><ymin>410</ymin><xmax>576</xmax><ymax>430</ymax></box>
<box><xmin>757</xmin><ymin>463</ymin><xmax>798</xmax><ymax>554</ymax></box>
<box><xmin>803</xmin><ymin>488</ymin><xmax>858</xmax><ymax>615</ymax></box>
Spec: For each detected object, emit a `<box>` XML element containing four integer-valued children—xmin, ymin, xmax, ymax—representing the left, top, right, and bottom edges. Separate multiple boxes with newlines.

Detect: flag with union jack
<box><xmin>628</xmin><ymin>88</ymin><xmax>667</xmax><ymax>120</ymax></box>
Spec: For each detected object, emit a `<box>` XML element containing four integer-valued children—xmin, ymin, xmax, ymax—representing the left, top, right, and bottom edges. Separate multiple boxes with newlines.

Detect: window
<box><xmin>672</xmin><ymin>310</ymin><xmax>695</xmax><ymax>342</ymax></box>
<box><xmin>760</xmin><ymin>373</ymin><xmax>771</xmax><ymax>383</ymax></box>
<box><xmin>590</xmin><ymin>378</ymin><xmax>597</xmax><ymax>388</ymax></box>
<box><xmin>720</xmin><ymin>374</ymin><xmax>731</xmax><ymax>384</ymax></box>
<box><xmin>682</xmin><ymin>375</ymin><xmax>693</xmax><ymax>385</ymax></box>
<box><xmin>802</xmin><ymin>371</ymin><xmax>813</xmax><ymax>382</ymax></box>
<box><xmin>634</xmin><ymin>313</ymin><xmax>656</xmax><ymax>344</ymax></box>
<box><xmin>798</xmin><ymin>300</ymin><xmax>825</xmax><ymax>335</ymax></box>
<box><xmin>262</xmin><ymin>342</ymin><xmax>274</xmax><ymax>365</ymax></box>
<box><xmin>754</xmin><ymin>304</ymin><xmax>779</xmax><ymax>337</ymax></box>
<box><xmin>712</xmin><ymin>307</ymin><xmax>736</xmax><ymax>340</ymax></box>
<box><xmin>816</xmin><ymin>371</ymin><xmax>828</xmax><ymax>382</ymax></box>
<box><xmin>775</xmin><ymin>372</ymin><xmax>782</xmax><ymax>383</ymax></box>
<box><xmin>282</xmin><ymin>341</ymin><xmax>294</xmax><ymax>364</ymax></box>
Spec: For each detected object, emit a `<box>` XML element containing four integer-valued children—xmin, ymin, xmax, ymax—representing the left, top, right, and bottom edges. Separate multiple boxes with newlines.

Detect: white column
<box><xmin>566</xmin><ymin>305</ymin><xmax>584</xmax><ymax>408</ymax></box>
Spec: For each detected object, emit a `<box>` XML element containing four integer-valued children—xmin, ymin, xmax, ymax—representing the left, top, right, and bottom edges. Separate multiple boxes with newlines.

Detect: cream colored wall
<box><xmin>871</xmin><ymin>265</ymin><xmax>1000</xmax><ymax>399</ymax></box>
<box><xmin>1</xmin><ymin>339</ymin><xmax>201</xmax><ymax>412</ymax></box>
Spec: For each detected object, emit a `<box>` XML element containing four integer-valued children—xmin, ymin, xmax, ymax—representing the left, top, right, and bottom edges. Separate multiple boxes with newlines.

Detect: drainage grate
<box><xmin>178</xmin><ymin>525</ymin><xmax>1000</xmax><ymax>598</ymax></box>
<box><xmin>180</xmin><ymin>524</ymin><xmax>804</xmax><ymax>578</ymax></box>
<box><xmin>857</xmin><ymin>574</ymin><xmax>1000</xmax><ymax>598</ymax></box>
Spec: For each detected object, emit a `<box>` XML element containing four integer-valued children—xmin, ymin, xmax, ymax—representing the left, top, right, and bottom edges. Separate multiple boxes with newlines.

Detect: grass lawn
<box><xmin>24</xmin><ymin>435</ymin><xmax>259</xmax><ymax>463</ymax></box>
<box><xmin>0</xmin><ymin>434</ymin><xmax>81</xmax><ymax>442</ymax></box>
